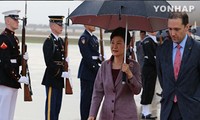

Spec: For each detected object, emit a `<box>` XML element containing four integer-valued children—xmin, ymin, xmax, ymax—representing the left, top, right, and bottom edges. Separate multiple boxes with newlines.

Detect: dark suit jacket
<box><xmin>78</xmin><ymin>30</ymin><xmax>100</xmax><ymax>82</ymax></box>
<box><xmin>156</xmin><ymin>36</ymin><xmax>200</xmax><ymax>120</ymax></box>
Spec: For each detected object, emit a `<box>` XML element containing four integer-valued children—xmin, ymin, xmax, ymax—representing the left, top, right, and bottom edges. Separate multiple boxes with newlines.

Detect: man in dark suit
<box><xmin>156</xmin><ymin>12</ymin><xmax>200</xmax><ymax>120</ymax></box>
<box><xmin>42</xmin><ymin>15</ymin><xmax>68</xmax><ymax>120</ymax></box>
<box><xmin>78</xmin><ymin>25</ymin><xmax>101</xmax><ymax>120</ymax></box>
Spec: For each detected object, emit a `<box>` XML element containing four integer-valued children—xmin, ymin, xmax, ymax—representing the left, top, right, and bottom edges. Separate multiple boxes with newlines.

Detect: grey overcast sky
<box><xmin>1</xmin><ymin>1</ymin><xmax>200</xmax><ymax>26</ymax></box>
<box><xmin>0</xmin><ymin>1</ymin><xmax>82</xmax><ymax>25</ymax></box>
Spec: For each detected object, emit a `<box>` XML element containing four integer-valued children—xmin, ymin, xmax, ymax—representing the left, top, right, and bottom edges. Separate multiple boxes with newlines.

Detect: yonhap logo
<box><xmin>154</xmin><ymin>5</ymin><xmax>195</xmax><ymax>13</ymax></box>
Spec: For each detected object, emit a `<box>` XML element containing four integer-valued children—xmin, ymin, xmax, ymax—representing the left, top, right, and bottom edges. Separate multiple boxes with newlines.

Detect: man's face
<box><xmin>85</xmin><ymin>25</ymin><xmax>95</xmax><ymax>32</ymax></box>
<box><xmin>51</xmin><ymin>23</ymin><xmax>63</xmax><ymax>35</ymax></box>
<box><xmin>168</xmin><ymin>18</ymin><xmax>189</xmax><ymax>43</ymax></box>
<box><xmin>140</xmin><ymin>32</ymin><xmax>146</xmax><ymax>40</ymax></box>
<box><xmin>6</xmin><ymin>17</ymin><xmax>19</xmax><ymax>31</ymax></box>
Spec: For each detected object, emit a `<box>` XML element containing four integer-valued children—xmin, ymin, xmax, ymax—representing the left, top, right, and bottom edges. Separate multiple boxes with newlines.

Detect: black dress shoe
<box><xmin>141</xmin><ymin>114</ymin><xmax>157</xmax><ymax>119</ymax></box>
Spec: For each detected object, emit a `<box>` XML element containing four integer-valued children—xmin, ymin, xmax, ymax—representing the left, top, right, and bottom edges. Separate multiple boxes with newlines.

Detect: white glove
<box><xmin>23</xmin><ymin>52</ymin><xmax>29</xmax><ymax>60</ymax></box>
<box><xmin>65</xmin><ymin>57</ymin><xmax>70</xmax><ymax>63</ymax></box>
<box><xmin>61</xmin><ymin>71</ymin><xmax>69</xmax><ymax>79</ymax></box>
<box><xmin>18</xmin><ymin>76</ymin><xmax>29</xmax><ymax>85</ymax></box>
<box><xmin>63</xmin><ymin>69</ymin><xmax>72</xmax><ymax>88</ymax></box>
<box><xmin>99</xmin><ymin>54</ymin><xmax>103</xmax><ymax>61</ymax></box>
<box><xmin>99</xmin><ymin>54</ymin><xmax>107</xmax><ymax>61</ymax></box>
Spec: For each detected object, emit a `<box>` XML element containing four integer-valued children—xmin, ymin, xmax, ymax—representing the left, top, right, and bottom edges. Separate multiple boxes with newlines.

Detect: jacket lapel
<box><xmin>107</xmin><ymin>61</ymin><xmax>116</xmax><ymax>88</ymax></box>
<box><xmin>166</xmin><ymin>41</ymin><xmax>176</xmax><ymax>82</ymax></box>
<box><xmin>177</xmin><ymin>37</ymin><xmax>193</xmax><ymax>82</ymax></box>
<box><xmin>107</xmin><ymin>58</ymin><xmax>123</xmax><ymax>87</ymax></box>
<box><xmin>50</xmin><ymin>33</ymin><xmax>56</xmax><ymax>40</ymax></box>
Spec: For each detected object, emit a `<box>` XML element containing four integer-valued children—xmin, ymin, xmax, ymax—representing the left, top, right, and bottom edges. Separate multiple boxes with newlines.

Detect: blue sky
<box><xmin>0</xmin><ymin>1</ymin><xmax>82</xmax><ymax>25</ymax></box>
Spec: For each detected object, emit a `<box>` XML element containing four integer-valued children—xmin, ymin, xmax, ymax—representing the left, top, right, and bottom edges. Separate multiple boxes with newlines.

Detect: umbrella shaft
<box><xmin>124</xmin><ymin>20</ymin><xmax>128</xmax><ymax>63</ymax></box>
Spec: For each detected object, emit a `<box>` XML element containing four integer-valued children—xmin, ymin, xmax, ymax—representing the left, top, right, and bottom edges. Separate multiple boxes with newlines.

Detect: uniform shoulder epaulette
<box><xmin>45</xmin><ymin>36</ymin><xmax>52</xmax><ymax>42</ymax></box>
<box><xmin>80</xmin><ymin>36</ymin><xmax>86</xmax><ymax>40</ymax></box>
<box><xmin>47</xmin><ymin>35</ymin><xmax>51</xmax><ymax>39</ymax></box>
<box><xmin>0</xmin><ymin>34</ymin><xmax>9</xmax><ymax>42</ymax></box>
<box><xmin>1</xmin><ymin>30</ymin><xmax>7</xmax><ymax>35</ymax></box>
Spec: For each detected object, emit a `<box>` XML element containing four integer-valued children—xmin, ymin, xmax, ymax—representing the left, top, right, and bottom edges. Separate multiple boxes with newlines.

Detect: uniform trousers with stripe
<box><xmin>45</xmin><ymin>86</ymin><xmax>63</xmax><ymax>120</ymax></box>
<box><xmin>0</xmin><ymin>85</ymin><xmax>18</xmax><ymax>120</ymax></box>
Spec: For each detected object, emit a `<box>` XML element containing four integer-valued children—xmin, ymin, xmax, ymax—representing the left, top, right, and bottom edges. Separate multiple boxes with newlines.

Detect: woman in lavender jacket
<box><xmin>88</xmin><ymin>27</ymin><xmax>142</xmax><ymax>120</ymax></box>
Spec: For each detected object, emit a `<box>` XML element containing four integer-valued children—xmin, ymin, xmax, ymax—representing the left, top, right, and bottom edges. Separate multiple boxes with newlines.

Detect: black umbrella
<box><xmin>69</xmin><ymin>0</ymin><xmax>171</xmax><ymax>84</ymax></box>
<box><xmin>68</xmin><ymin>1</ymin><xmax>170</xmax><ymax>32</ymax></box>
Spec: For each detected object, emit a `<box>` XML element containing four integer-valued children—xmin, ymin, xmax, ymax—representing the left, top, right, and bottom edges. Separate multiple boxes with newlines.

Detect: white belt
<box><xmin>144</xmin><ymin>56</ymin><xmax>156</xmax><ymax>59</ymax></box>
<box><xmin>92</xmin><ymin>56</ymin><xmax>99</xmax><ymax>60</ymax></box>
<box><xmin>10</xmin><ymin>59</ymin><xmax>17</xmax><ymax>63</ymax></box>
<box><xmin>0</xmin><ymin>59</ymin><xmax>17</xmax><ymax>63</ymax></box>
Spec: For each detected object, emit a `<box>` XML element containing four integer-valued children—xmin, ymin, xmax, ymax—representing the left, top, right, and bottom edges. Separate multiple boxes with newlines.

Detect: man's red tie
<box><xmin>174</xmin><ymin>44</ymin><xmax>181</xmax><ymax>102</ymax></box>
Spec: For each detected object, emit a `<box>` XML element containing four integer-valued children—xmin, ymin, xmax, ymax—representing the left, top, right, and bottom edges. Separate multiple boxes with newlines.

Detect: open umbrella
<box><xmin>68</xmin><ymin>1</ymin><xmax>170</xmax><ymax>32</ymax></box>
<box><xmin>69</xmin><ymin>0</ymin><xmax>170</xmax><ymax>84</ymax></box>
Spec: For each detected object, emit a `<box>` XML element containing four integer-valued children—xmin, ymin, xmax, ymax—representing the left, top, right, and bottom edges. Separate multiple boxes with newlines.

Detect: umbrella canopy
<box><xmin>68</xmin><ymin>1</ymin><xmax>171</xmax><ymax>32</ymax></box>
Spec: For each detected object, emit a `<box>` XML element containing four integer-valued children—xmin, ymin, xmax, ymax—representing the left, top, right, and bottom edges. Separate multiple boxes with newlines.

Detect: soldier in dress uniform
<box><xmin>42</xmin><ymin>15</ymin><xmax>68</xmax><ymax>120</ymax></box>
<box><xmin>140</xmin><ymin>32</ymin><xmax>158</xmax><ymax>119</ymax></box>
<box><xmin>78</xmin><ymin>25</ymin><xmax>102</xmax><ymax>120</ymax></box>
<box><xmin>136</xmin><ymin>30</ymin><xmax>146</xmax><ymax>70</ymax></box>
<box><xmin>0</xmin><ymin>10</ymin><xmax>29</xmax><ymax>120</ymax></box>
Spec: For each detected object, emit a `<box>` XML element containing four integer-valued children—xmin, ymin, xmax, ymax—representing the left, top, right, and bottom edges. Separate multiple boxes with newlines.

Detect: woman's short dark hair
<box><xmin>110</xmin><ymin>27</ymin><xmax>131</xmax><ymax>45</ymax></box>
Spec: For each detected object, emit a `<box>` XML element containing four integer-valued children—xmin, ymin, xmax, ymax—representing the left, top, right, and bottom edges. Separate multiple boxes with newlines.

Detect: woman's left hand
<box><xmin>122</xmin><ymin>63</ymin><xmax>133</xmax><ymax>79</ymax></box>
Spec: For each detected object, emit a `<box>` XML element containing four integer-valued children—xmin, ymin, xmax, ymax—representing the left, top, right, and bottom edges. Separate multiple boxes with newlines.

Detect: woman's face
<box><xmin>110</xmin><ymin>36</ymin><xmax>125</xmax><ymax>57</ymax></box>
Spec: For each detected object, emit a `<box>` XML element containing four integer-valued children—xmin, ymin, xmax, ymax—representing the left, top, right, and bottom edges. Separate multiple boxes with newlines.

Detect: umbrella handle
<box><xmin>122</xmin><ymin>72</ymin><xmax>126</xmax><ymax>84</ymax></box>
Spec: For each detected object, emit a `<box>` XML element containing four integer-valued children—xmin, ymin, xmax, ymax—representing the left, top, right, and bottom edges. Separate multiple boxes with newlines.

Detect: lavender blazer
<box><xmin>89</xmin><ymin>58</ymin><xmax>142</xmax><ymax>120</ymax></box>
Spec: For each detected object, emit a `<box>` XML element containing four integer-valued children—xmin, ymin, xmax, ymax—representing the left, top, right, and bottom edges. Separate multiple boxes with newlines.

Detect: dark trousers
<box><xmin>141</xmin><ymin>68</ymin><xmax>157</xmax><ymax>105</ymax></box>
<box><xmin>168</xmin><ymin>102</ymin><xmax>183</xmax><ymax>120</ymax></box>
<box><xmin>45</xmin><ymin>86</ymin><xmax>63</xmax><ymax>120</ymax></box>
<box><xmin>80</xmin><ymin>79</ymin><xmax>94</xmax><ymax>120</ymax></box>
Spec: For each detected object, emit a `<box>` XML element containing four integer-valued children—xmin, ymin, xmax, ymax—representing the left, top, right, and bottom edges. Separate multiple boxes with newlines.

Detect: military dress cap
<box><xmin>2</xmin><ymin>10</ymin><xmax>20</xmax><ymax>20</ymax></box>
<box><xmin>48</xmin><ymin>15</ymin><xmax>64</xmax><ymax>26</ymax></box>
